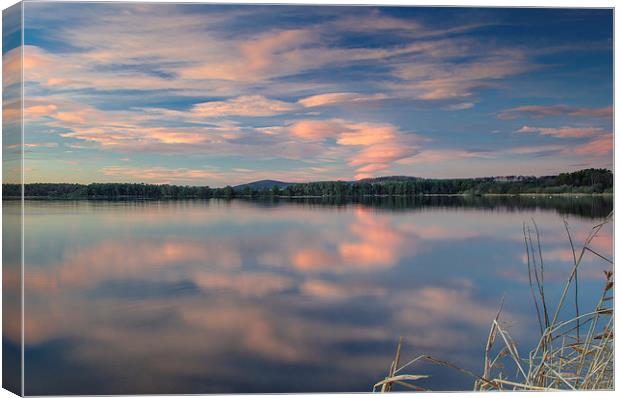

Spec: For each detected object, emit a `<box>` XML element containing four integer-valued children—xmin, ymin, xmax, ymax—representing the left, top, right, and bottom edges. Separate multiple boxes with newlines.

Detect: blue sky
<box><xmin>4</xmin><ymin>3</ymin><xmax>613</xmax><ymax>186</ymax></box>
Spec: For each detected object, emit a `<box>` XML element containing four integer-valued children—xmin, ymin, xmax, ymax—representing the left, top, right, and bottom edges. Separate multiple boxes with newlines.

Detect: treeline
<box><xmin>239</xmin><ymin>168</ymin><xmax>613</xmax><ymax>196</ymax></box>
<box><xmin>2</xmin><ymin>168</ymin><xmax>612</xmax><ymax>199</ymax></box>
<box><xmin>3</xmin><ymin>183</ymin><xmax>219</xmax><ymax>199</ymax></box>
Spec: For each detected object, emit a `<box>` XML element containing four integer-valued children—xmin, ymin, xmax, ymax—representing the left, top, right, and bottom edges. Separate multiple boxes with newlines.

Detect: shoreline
<box><xmin>3</xmin><ymin>192</ymin><xmax>613</xmax><ymax>200</ymax></box>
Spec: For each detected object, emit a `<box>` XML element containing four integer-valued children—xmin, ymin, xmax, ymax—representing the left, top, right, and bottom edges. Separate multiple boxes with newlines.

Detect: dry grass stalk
<box><xmin>375</xmin><ymin>212</ymin><xmax>614</xmax><ymax>392</ymax></box>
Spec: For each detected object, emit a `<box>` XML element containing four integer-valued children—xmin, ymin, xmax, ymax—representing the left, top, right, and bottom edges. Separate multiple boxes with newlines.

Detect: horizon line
<box><xmin>4</xmin><ymin>167</ymin><xmax>613</xmax><ymax>189</ymax></box>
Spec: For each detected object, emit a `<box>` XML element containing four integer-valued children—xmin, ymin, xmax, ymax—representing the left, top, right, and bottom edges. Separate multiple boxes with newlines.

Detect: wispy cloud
<box><xmin>191</xmin><ymin>95</ymin><xmax>298</xmax><ymax>117</ymax></box>
<box><xmin>101</xmin><ymin>166</ymin><xmax>221</xmax><ymax>184</ymax></box>
<box><xmin>573</xmin><ymin>133</ymin><xmax>613</xmax><ymax>157</ymax></box>
<box><xmin>445</xmin><ymin>102</ymin><xmax>475</xmax><ymax>110</ymax></box>
<box><xmin>498</xmin><ymin>105</ymin><xmax>612</xmax><ymax>120</ymax></box>
<box><xmin>7</xmin><ymin>142</ymin><xmax>58</xmax><ymax>149</ymax></box>
<box><xmin>397</xmin><ymin>149</ymin><xmax>491</xmax><ymax>165</ymax></box>
<box><xmin>516</xmin><ymin>125</ymin><xmax>607</xmax><ymax>138</ymax></box>
<box><xmin>506</xmin><ymin>144</ymin><xmax>568</xmax><ymax>155</ymax></box>
<box><xmin>390</xmin><ymin>46</ymin><xmax>534</xmax><ymax>101</ymax></box>
<box><xmin>298</xmin><ymin>92</ymin><xmax>388</xmax><ymax>108</ymax></box>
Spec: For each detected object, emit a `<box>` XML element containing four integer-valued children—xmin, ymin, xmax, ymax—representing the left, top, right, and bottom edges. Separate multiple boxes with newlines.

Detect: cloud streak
<box><xmin>298</xmin><ymin>92</ymin><xmax>388</xmax><ymax>108</ymax></box>
<box><xmin>498</xmin><ymin>105</ymin><xmax>612</xmax><ymax>120</ymax></box>
<box><xmin>517</xmin><ymin>125</ymin><xmax>607</xmax><ymax>138</ymax></box>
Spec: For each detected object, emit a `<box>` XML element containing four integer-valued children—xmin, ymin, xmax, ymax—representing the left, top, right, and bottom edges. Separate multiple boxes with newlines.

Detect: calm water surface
<box><xmin>7</xmin><ymin>196</ymin><xmax>613</xmax><ymax>394</ymax></box>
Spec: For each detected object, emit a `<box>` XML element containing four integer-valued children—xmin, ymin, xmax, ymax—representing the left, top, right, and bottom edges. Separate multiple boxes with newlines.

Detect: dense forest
<box><xmin>2</xmin><ymin>168</ymin><xmax>613</xmax><ymax>199</ymax></box>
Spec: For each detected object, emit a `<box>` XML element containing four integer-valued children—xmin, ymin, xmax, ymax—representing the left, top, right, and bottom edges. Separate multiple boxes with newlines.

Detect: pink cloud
<box><xmin>289</xmin><ymin>119</ymin><xmax>347</xmax><ymax>140</ymax></box>
<box><xmin>507</xmin><ymin>144</ymin><xmax>568</xmax><ymax>155</ymax></box>
<box><xmin>26</xmin><ymin>99</ymin><xmax>253</xmax><ymax>153</ymax></box>
<box><xmin>240</xmin><ymin>29</ymin><xmax>311</xmax><ymax>72</ymax></box>
<box><xmin>337</xmin><ymin>207</ymin><xmax>415</xmax><ymax>266</ymax></box>
<box><xmin>355</xmin><ymin>163</ymin><xmax>391</xmax><ymax>174</ymax></box>
<box><xmin>180</xmin><ymin>29</ymin><xmax>316</xmax><ymax>82</ymax></box>
<box><xmin>7</xmin><ymin>142</ymin><xmax>58</xmax><ymax>149</ymax></box>
<box><xmin>544</xmin><ymin>248</ymin><xmax>577</xmax><ymax>262</ymax></box>
<box><xmin>2</xmin><ymin>47</ymin><xmax>23</xmax><ymax>87</ymax></box>
<box><xmin>513</xmin><ymin>126</ymin><xmax>611</xmax><ymax>158</ymax></box>
<box><xmin>298</xmin><ymin>92</ymin><xmax>387</xmax><ymax>108</ymax></box>
<box><xmin>285</xmin><ymin>119</ymin><xmax>423</xmax><ymax>179</ymax></box>
<box><xmin>291</xmin><ymin>249</ymin><xmax>341</xmax><ymax>272</ymax></box>
<box><xmin>60</xmin><ymin>126</ymin><xmax>219</xmax><ymax>147</ymax></box>
<box><xmin>300</xmin><ymin>279</ymin><xmax>385</xmax><ymax>301</ymax></box>
<box><xmin>350</xmin><ymin>143</ymin><xmax>418</xmax><ymax>180</ymax></box>
<box><xmin>192</xmin><ymin>95</ymin><xmax>297</xmax><ymax>117</ymax></box>
<box><xmin>574</xmin><ymin>133</ymin><xmax>613</xmax><ymax>156</ymax></box>
<box><xmin>285</xmin><ymin>207</ymin><xmax>421</xmax><ymax>273</ymax></box>
<box><xmin>337</xmin><ymin>123</ymin><xmax>398</xmax><ymax>146</ymax></box>
<box><xmin>25</xmin><ymin>104</ymin><xmax>58</xmax><ymax>119</ymax></box>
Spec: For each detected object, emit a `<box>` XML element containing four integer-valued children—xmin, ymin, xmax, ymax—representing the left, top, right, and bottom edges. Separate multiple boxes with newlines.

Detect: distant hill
<box><xmin>233</xmin><ymin>180</ymin><xmax>295</xmax><ymax>191</ymax></box>
<box><xmin>235</xmin><ymin>176</ymin><xmax>418</xmax><ymax>190</ymax></box>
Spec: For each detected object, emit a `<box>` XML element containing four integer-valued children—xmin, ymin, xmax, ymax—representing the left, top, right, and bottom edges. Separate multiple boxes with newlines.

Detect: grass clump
<box><xmin>374</xmin><ymin>212</ymin><xmax>613</xmax><ymax>392</ymax></box>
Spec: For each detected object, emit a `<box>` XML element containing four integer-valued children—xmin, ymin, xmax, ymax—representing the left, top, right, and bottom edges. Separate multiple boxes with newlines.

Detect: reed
<box><xmin>374</xmin><ymin>212</ymin><xmax>614</xmax><ymax>392</ymax></box>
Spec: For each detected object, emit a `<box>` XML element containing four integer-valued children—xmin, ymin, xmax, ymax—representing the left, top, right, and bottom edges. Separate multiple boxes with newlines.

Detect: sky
<box><xmin>3</xmin><ymin>3</ymin><xmax>614</xmax><ymax>186</ymax></box>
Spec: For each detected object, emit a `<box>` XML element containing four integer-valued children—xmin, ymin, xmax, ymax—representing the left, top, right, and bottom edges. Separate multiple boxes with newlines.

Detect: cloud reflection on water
<box><xmin>17</xmin><ymin>198</ymin><xmax>612</xmax><ymax>394</ymax></box>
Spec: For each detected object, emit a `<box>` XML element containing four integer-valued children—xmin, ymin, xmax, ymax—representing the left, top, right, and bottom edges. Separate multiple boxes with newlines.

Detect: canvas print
<box><xmin>1</xmin><ymin>1</ymin><xmax>614</xmax><ymax>395</ymax></box>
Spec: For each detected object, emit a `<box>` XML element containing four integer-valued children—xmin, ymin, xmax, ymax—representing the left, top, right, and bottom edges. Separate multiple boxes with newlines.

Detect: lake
<box><xmin>5</xmin><ymin>196</ymin><xmax>613</xmax><ymax>394</ymax></box>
